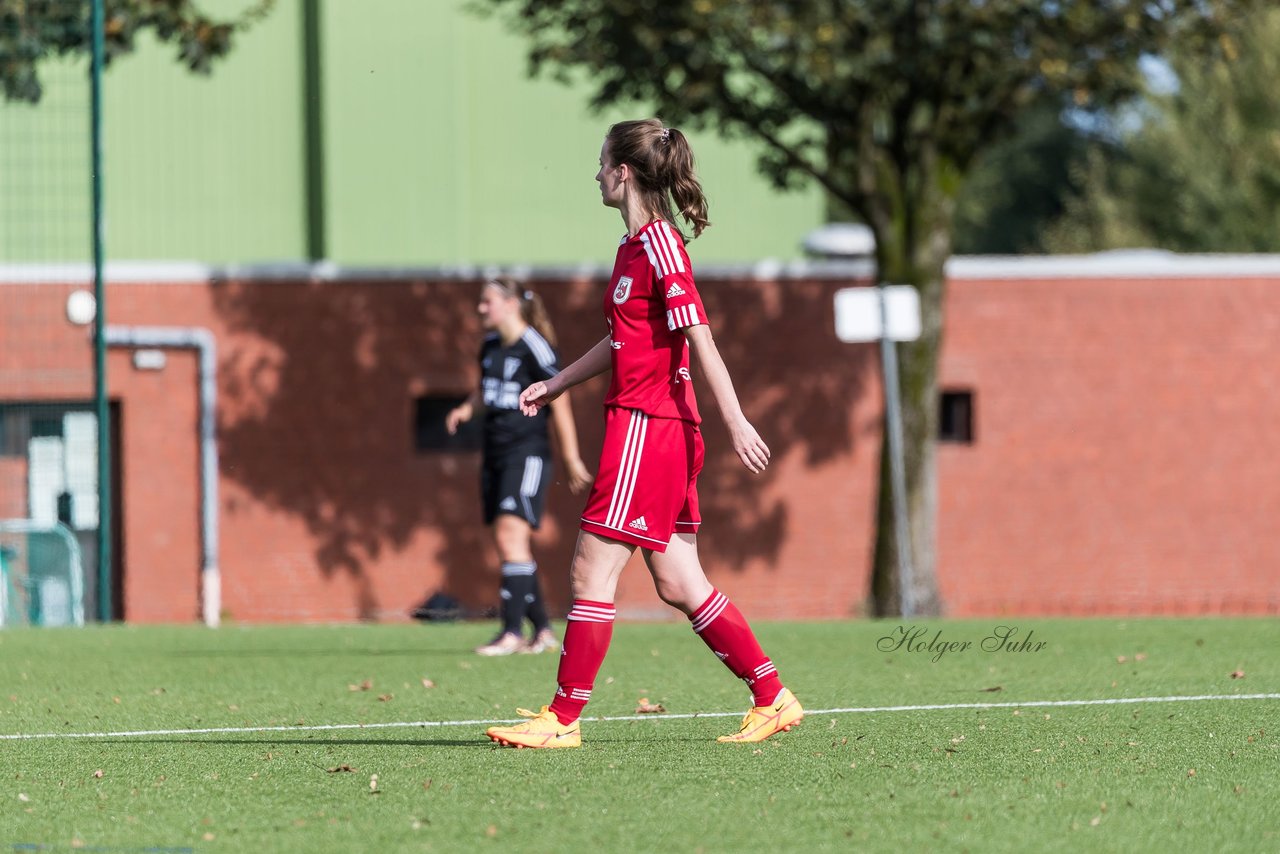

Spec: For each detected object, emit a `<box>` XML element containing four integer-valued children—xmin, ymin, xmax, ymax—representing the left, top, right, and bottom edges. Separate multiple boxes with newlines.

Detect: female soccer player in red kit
<box><xmin>486</xmin><ymin>119</ymin><xmax>802</xmax><ymax>748</ymax></box>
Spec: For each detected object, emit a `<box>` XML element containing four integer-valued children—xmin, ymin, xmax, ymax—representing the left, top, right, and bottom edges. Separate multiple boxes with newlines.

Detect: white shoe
<box><xmin>475</xmin><ymin>632</ymin><xmax>523</xmax><ymax>656</ymax></box>
<box><xmin>521</xmin><ymin>628</ymin><xmax>560</xmax><ymax>654</ymax></box>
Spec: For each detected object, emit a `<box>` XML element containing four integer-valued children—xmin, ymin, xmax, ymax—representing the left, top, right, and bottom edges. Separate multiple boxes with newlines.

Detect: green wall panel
<box><xmin>2</xmin><ymin>0</ymin><xmax>823</xmax><ymax>266</ymax></box>
<box><xmin>0</xmin><ymin>58</ymin><xmax>93</xmax><ymax>263</ymax></box>
<box><xmin>322</xmin><ymin>0</ymin><xmax>824</xmax><ymax>265</ymax></box>
<box><xmin>100</xmin><ymin>1</ymin><xmax>307</xmax><ymax>262</ymax></box>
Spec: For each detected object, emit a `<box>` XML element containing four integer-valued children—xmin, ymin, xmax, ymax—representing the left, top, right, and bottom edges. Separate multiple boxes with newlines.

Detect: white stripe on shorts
<box><xmin>520</xmin><ymin>456</ymin><xmax>543</xmax><ymax>519</ymax></box>
<box><xmin>605</xmin><ymin>411</ymin><xmax>648</xmax><ymax>530</ymax></box>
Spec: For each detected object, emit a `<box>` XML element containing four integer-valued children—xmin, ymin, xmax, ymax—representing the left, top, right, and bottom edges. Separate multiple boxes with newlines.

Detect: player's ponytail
<box><xmin>606</xmin><ymin>118</ymin><xmax>710</xmax><ymax>240</ymax></box>
<box><xmin>658</xmin><ymin>128</ymin><xmax>710</xmax><ymax>239</ymax></box>
<box><xmin>486</xmin><ymin>279</ymin><xmax>558</xmax><ymax>348</ymax></box>
<box><xmin>519</xmin><ymin>288</ymin><xmax>558</xmax><ymax>349</ymax></box>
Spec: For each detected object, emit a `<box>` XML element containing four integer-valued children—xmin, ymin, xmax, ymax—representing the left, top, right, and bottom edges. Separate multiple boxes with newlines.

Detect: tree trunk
<box><xmin>866</xmin><ymin>160</ymin><xmax>954</xmax><ymax>618</ymax></box>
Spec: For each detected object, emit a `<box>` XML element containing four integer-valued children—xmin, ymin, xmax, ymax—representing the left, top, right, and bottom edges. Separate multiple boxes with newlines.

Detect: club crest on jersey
<box><xmin>612</xmin><ymin>276</ymin><xmax>634</xmax><ymax>304</ymax></box>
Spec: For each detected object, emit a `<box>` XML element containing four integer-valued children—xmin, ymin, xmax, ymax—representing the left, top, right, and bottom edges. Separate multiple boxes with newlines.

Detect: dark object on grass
<box><xmin>411</xmin><ymin>592</ymin><xmax>462</xmax><ymax>622</ymax></box>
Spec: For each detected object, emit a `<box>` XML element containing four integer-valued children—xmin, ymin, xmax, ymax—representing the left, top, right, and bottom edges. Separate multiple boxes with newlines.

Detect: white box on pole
<box><xmin>834</xmin><ymin>286</ymin><xmax>922</xmax><ymax>343</ymax></box>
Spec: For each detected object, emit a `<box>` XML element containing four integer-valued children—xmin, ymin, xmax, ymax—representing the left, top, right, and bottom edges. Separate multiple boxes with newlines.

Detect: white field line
<box><xmin>1</xmin><ymin>693</ymin><xmax>1277</xmax><ymax>742</ymax></box>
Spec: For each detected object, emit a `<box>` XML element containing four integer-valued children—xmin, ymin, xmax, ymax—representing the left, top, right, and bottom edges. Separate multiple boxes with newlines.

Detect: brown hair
<box><xmin>485</xmin><ymin>279</ymin><xmax>557</xmax><ymax>348</ymax></box>
<box><xmin>606</xmin><ymin>118</ymin><xmax>710</xmax><ymax>240</ymax></box>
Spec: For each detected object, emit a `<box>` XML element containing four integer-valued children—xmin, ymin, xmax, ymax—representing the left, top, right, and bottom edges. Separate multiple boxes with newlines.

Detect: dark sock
<box><xmin>526</xmin><ymin>564</ymin><xmax>550</xmax><ymax>633</ymax></box>
<box><xmin>499</xmin><ymin>562</ymin><xmax>536</xmax><ymax>636</ymax></box>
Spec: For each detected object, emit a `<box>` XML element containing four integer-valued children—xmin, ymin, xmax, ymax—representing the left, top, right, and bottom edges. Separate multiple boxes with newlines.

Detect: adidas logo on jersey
<box><xmin>628</xmin><ymin>516</ymin><xmax>649</xmax><ymax>532</ymax></box>
<box><xmin>499</xmin><ymin>497</ymin><xmax>518</xmax><ymax>511</ymax></box>
<box><xmin>666</xmin><ymin>282</ymin><xmax>685</xmax><ymax>298</ymax></box>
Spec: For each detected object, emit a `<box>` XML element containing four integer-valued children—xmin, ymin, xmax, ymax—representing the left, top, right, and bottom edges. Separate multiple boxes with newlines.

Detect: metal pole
<box><xmin>90</xmin><ymin>0</ymin><xmax>111</xmax><ymax>622</ymax></box>
<box><xmin>301</xmin><ymin>0</ymin><xmax>326</xmax><ymax>261</ymax></box>
<box><xmin>877</xmin><ymin>283</ymin><xmax>915</xmax><ymax>617</ymax></box>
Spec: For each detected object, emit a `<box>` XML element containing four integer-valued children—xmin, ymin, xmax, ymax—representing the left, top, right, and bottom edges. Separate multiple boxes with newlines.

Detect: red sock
<box><xmin>690</xmin><ymin>590</ymin><xmax>784</xmax><ymax>707</ymax></box>
<box><xmin>548</xmin><ymin>599</ymin><xmax>615</xmax><ymax>725</ymax></box>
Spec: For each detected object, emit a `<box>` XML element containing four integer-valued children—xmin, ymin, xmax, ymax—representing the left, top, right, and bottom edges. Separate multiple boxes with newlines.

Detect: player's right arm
<box><xmin>519</xmin><ymin>335</ymin><xmax>612</xmax><ymax>416</ymax></box>
<box><xmin>445</xmin><ymin>389</ymin><xmax>484</xmax><ymax>434</ymax></box>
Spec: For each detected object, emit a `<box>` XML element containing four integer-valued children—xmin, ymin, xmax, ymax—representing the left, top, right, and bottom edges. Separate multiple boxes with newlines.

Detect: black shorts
<box><xmin>482</xmin><ymin>452</ymin><xmax>554</xmax><ymax>528</ymax></box>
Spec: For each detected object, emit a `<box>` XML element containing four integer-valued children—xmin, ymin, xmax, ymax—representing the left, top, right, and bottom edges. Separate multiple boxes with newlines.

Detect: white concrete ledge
<box><xmin>5</xmin><ymin>251</ymin><xmax>1280</xmax><ymax>284</ymax></box>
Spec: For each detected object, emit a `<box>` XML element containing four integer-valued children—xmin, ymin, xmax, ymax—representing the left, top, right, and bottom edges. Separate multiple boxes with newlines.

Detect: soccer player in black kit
<box><xmin>447</xmin><ymin>280</ymin><xmax>593</xmax><ymax>655</ymax></box>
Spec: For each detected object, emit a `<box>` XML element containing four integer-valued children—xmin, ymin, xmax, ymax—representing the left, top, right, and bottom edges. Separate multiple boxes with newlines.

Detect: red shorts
<box><xmin>580</xmin><ymin>407</ymin><xmax>703</xmax><ymax>552</ymax></box>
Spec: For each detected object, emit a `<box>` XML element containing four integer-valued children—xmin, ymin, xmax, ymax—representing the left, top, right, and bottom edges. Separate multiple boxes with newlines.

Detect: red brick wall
<box><xmin>2</xmin><ymin>266</ymin><xmax>1278</xmax><ymax>622</ymax></box>
<box><xmin>938</xmin><ymin>274</ymin><xmax>1280</xmax><ymax>615</ymax></box>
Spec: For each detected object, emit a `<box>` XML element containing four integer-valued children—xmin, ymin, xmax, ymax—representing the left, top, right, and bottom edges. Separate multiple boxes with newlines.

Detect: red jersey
<box><xmin>603</xmin><ymin>219</ymin><xmax>708</xmax><ymax>424</ymax></box>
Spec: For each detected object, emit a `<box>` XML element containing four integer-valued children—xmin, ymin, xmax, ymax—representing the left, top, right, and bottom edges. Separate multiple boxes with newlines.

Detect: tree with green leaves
<box><xmin>952</xmin><ymin>93</ymin><xmax>1091</xmax><ymax>255</ymax></box>
<box><xmin>1</xmin><ymin>0</ymin><xmax>274</xmax><ymax>104</ymax></box>
<box><xmin>481</xmin><ymin>0</ymin><xmax>1255</xmax><ymax>615</ymax></box>
<box><xmin>1045</xmin><ymin>7</ymin><xmax>1280</xmax><ymax>253</ymax></box>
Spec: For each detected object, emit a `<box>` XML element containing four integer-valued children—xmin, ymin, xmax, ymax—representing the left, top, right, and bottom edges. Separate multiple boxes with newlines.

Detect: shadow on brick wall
<box><xmin>693</xmin><ymin>280</ymin><xmax>875</xmax><ymax>568</ymax></box>
<box><xmin>209</xmin><ymin>275</ymin><xmax>874</xmax><ymax>620</ymax></box>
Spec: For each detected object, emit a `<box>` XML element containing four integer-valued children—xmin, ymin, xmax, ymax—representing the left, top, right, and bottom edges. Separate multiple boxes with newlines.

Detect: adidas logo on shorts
<box><xmin>499</xmin><ymin>497</ymin><xmax>518</xmax><ymax>511</ymax></box>
<box><xmin>628</xmin><ymin>516</ymin><xmax>649</xmax><ymax>532</ymax></box>
<box><xmin>666</xmin><ymin>283</ymin><xmax>685</xmax><ymax>298</ymax></box>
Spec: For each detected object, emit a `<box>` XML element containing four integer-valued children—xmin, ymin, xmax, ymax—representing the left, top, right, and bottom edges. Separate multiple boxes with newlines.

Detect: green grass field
<box><xmin>1</xmin><ymin>617</ymin><xmax>1277</xmax><ymax>852</ymax></box>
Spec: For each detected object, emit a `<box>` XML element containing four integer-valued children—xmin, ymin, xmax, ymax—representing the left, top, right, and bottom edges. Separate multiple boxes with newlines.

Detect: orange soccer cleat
<box><xmin>486</xmin><ymin>707</ymin><xmax>581</xmax><ymax>749</ymax></box>
<box><xmin>717</xmin><ymin>688</ymin><xmax>803</xmax><ymax>743</ymax></box>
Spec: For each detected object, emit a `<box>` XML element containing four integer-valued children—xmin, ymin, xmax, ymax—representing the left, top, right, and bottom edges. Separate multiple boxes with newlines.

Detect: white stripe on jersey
<box><xmin>605</xmin><ymin>411</ymin><xmax>648</xmax><ymax>530</ymax></box>
<box><xmin>657</xmin><ymin>221</ymin><xmax>686</xmax><ymax>273</ymax></box>
<box><xmin>649</xmin><ymin>227</ymin><xmax>678</xmax><ymax>277</ymax></box>
<box><xmin>666</xmin><ymin>303</ymin><xmax>702</xmax><ymax>331</ymax></box>
<box><xmin>640</xmin><ymin>232</ymin><xmax>668</xmax><ymax>278</ymax></box>
<box><xmin>521</xmin><ymin>328</ymin><xmax>560</xmax><ymax>376</ymax></box>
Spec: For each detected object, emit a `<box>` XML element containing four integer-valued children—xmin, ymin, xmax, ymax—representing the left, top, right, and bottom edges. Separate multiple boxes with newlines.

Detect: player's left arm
<box><xmin>685</xmin><ymin>324</ymin><xmax>771</xmax><ymax>474</ymax></box>
<box><xmin>548</xmin><ymin>392</ymin><xmax>594</xmax><ymax>493</ymax></box>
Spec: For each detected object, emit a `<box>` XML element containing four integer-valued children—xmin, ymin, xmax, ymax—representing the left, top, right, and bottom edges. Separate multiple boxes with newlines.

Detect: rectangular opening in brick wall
<box><xmin>415</xmin><ymin>395</ymin><xmax>482</xmax><ymax>453</ymax></box>
<box><xmin>0</xmin><ymin>401</ymin><xmax>91</xmax><ymax>457</ymax></box>
<box><xmin>939</xmin><ymin>390</ymin><xmax>975</xmax><ymax>444</ymax></box>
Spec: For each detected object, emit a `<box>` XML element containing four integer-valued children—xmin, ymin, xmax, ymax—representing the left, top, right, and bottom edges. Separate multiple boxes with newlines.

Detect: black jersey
<box><xmin>479</xmin><ymin>328</ymin><xmax>560</xmax><ymax>459</ymax></box>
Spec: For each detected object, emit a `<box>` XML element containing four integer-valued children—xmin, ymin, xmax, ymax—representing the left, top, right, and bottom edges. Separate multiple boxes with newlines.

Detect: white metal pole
<box><xmin>877</xmin><ymin>284</ymin><xmax>916</xmax><ymax>617</ymax></box>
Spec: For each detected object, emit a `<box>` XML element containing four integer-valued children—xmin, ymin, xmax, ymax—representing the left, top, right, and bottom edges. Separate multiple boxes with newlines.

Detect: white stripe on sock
<box><xmin>691</xmin><ymin>592</ymin><xmax>729</xmax><ymax>633</ymax></box>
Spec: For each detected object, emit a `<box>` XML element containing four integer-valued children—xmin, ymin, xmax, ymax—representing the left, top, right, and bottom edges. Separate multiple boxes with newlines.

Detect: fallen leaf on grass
<box><xmin>370</xmin><ymin>774</ymin><xmax>379</xmax><ymax>793</ymax></box>
<box><xmin>348</xmin><ymin>679</ymin><xmax>373</xmax><ymax>692</ymax></box>
<box><xmin>92</xmin><ymin>770</ymin><xmax>103</xmax><ymax>779</ymax></box>
<box><xmin>981</xmin><ymin>686</ymin><xmax>1003</xmax><ymax>693</ymax></box>
<box><xmin>326</xmin><ymin>765</ymin><xmax>356</xmax><ymax>773</ymax></box>
<box><xmin>635</xmin><ymin>698</ymin><xmax>666</xmax><ymax>714</ymax></box>
<box><xmin>421</xmin><ymin>679</ymin><xmax>435</xmax><ymax>689</ymax></box>
<box><xmin>377</xmin><ymin>694</ymin><xmax>394</xmax><ymax>702</ymax></box>
<box><xmin>1230</xmin><ymin>670</ymin><xmax>1245</xmax><ymax>679</ymax></box>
